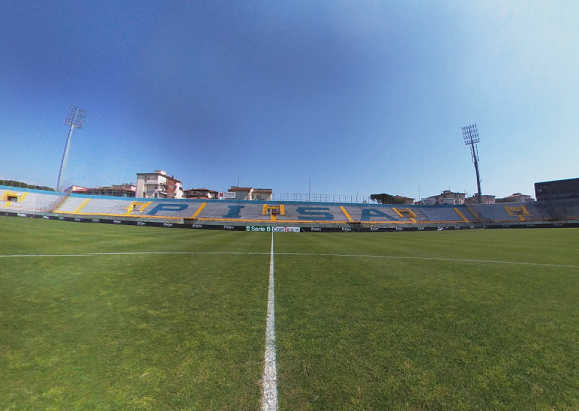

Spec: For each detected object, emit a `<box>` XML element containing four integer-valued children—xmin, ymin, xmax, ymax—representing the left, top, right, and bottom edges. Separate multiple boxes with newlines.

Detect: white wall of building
<box><xmin>136</xmin><ymin>170</ymin><xmax>182</xmax><ymax>199</ymax></box>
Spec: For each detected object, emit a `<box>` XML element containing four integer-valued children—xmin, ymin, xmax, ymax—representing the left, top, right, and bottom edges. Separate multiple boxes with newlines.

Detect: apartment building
<box><xmin>465</xmin><ymin>194</ymin><xmax>496</xmax><ymax>204</ymax></box>
<box><xmin>421</xmin><ymin>190</ymin><xmax>466</xmax><ymax>205</ymax></box>
<box><xmin>70</xmin><ymin>184</ymin><xmax>136</xmax><ymax>197</ymax></box>
<box><xmin>496</xmin><ymin>193</ymin><xmax>534</xmax><ymax>203</ymax></box>
<box><xmin>183</xmin><ymin>188</ymin><xmax>219</xmax><ymax>199</ymax></box>
<box><xmin>136</xmin><ymin>170</ymin><xmax>183</xmax><ymax>199</ymax></box>
<box><xmin>228</xmin><ymin>186</ymin><xmax>273</xmax><ymax>201</ymax></box>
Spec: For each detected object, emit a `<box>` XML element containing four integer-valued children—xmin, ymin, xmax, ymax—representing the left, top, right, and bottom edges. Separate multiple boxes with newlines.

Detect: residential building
<box><xmin>67</xmin><ymin>184</ymin><xmax>136</xmax><ymax>197</ymax></box>
<box><xmin>421</xmin><ymin>190</ymin><xmax>466</xmax><ymax>205</ymax></box>
<box><xmin>64</xmin><ymin>185</ymin><xmax>87</xmax><ymax>193</ymax></box>
<box><xmin>136</xmin><ymin>170</ymin><xmax>183</xmax><ymax>199</ymax></box>
<box><xmin>439</xmin><ymin>190</ymin><xmax>466</xmax><ymax>204</ymax></box>
<box><xmin>183</xmin><ymin>188</ymin><xmax>219</xmax><ymax>199</ymax></box>
<box><xmin>496</xmin><ymin>193</ymin><xmax>534</xmax><ymax>203</ymax></box>
<box><xmin>252</xmin><ymin>188</ymin><xmax>273</xmax><ymax>201</ymax></box>
<box><xmin>465</xmin><ymin>194</ymin><xmax>496</xmax><ymax>204</ymax></box>
<box><xmin>395</xmin><ymin>195</ymin><xmax>414</xmax><ymax>205</ymax></box>
<box><xmin>228</xmin><ymin>186</ymin><xmax>273</xmax><ymax>201</ymax></box>
<box><xmin>228</xmin><ymin>186</ymin><xmax>252</xmax><ymax>200</ymax></box>
<box><xmin>416</xmin><ymin>197</ymin><xmax>435</xmax><ymax>206</ymax></box>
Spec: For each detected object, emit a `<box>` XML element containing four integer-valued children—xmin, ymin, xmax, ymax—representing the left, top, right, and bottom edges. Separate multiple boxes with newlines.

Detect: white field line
<box><xmin>0</xmin><ymin>251</ymin><xmax>269</xmax><ymax>258</ymax></box>
<box><xmin>0</xmin><ymin>251</ymin><xmax>577</xmax><ymax>269</ymax></box>
<box><xmin>262</xmin><ymin>232</ymin><xmax>277</xmax><ymax>411</ymax></box>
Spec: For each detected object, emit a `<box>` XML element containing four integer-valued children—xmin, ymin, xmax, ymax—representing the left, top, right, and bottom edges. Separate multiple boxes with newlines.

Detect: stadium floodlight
<box><xmin>462</xmin><ymin>124</ymin><xmax>482</xmax><ymax>204</ymax></box>
<box><xmin>57</xmin><ymin>105</ymin><xmax>87</xmax><ymax>192</ymax></box>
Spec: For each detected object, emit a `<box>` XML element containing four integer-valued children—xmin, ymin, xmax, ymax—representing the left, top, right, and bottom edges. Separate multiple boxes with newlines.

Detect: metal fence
<box><xmin>271</xmin><ymin>193</ymin><xmax>376</xmax><ymax>204</ymax></box>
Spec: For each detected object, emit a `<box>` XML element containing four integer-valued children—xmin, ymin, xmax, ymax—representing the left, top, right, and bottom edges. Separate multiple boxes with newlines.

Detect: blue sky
<box><xmin>1</xmin><ymin>0</ymin><xmax>578</xmax><ymax>200</ymax></box>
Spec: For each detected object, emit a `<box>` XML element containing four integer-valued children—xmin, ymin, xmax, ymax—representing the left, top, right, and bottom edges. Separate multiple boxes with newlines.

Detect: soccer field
<box><xmin>1</xmin><ymin>217</ymin><xmax>579</xmax><ymax>410</ymax></box>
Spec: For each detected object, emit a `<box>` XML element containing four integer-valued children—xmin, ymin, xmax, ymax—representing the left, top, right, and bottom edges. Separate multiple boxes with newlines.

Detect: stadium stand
<box><xmin>3</xmin><ymin>186</ymin><xmax>579</xmax><ymax>229</ymax></box>
<box><xmin>409</xmin><ymin>208</ymin><xmax>430</xmax><ymax>222</ymax></box>
<box><xmin>46</xmin><ymin>193</ymin><xmax>72</xmax><ymax>213</ymax></box>
<box><xmin>54</xmin><ymin>196</ymin><xmax>91</xmax><ymax>213</ymax></box>
<box><xmin>524</xmin><ymin>204</ymin><xmax>546</xmax><ymax>221</ymax></box>
<box><xmin>65</xmin><ymin>197</ymin><xmax>206</xmax><ymax>219</ymax></box>
<box><xmin>196</xmin><ymin>202</ymin><xmax>272</xmax><ymax>222</ymax></box>
<box><xmin>1</xmin><ymin>189</ymin><xmax>62</xmax><ymax>213</ymax></box>
<box><xmin>419</xmin><ymin>206</ymin><xmax>472</xmax><ymax>223</ymax></box>
<box><xmin>469</xmin><ymin>203</ymin><xmax>538</xmax><ymax>222</ymax></box>
<box><xmin>74</xmin><ymin>198</ymin><xmax>134</xmax><ymax>216</ymax></box>
<box><xmin>466</xmin><ymin>205</ymin><xmax>491</xmax><ymax>222</ymax></box>
<box><xmin>1</xmin><ymin>190</ymin><xmax>24</xmax><ymax>203</ymax></box>
<box><xmin>344</xmin><ymin>205</ymin><xmax>401</xmax><ymax>222</ymax></box>
<box><xmin>556</xmin><ymin>200</ymin><xmax>579</xmax><ymax>220</ymax></box>
<box><xmin>281</xmin><ymin>204</ymin><xmax>349</xmax><ymax>223</ymax></box>
<box><xmin>392</xmin><ymin>207</ymin><xmax>417</xmax><ymax>222</ymax></box>
<box><xmin>455</xmin><ymin>207</ymin><xmax>477</xmax><ymax>222</ymax></box>
<box><xmin>532</xmin><ymin>198</ymin><xmax>579</xmax><ymax>221</ymax></box>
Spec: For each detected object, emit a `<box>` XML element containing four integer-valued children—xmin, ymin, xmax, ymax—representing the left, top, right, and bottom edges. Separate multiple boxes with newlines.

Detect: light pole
<box><xmin>57</xmin><ymin>105</ymin><xmax>87</xmax><ymax>192</ymax></box>
<box><xmin>462</xmin><ymin>124</ymin><xmax>482</xmax><ymax>204</ymax></box>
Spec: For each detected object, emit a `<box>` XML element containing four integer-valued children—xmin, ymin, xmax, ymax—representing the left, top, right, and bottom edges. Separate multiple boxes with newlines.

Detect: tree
<box><xmin>370</xmin><ymin>193</ymin><xmax>405</xmax><ymax>204</ymax></box>
<box><xmin>0</xmin><ymin>180</ymin><xmax>55</xmax><ymax>191</ymax></box>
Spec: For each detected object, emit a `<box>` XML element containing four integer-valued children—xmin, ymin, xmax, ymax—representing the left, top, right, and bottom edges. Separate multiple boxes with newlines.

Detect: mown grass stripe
<box><xmin>262</xmin><ymin>232</ymin><xmax>277</xmax><ymax>410</ymax></box>
<box><xmin>1</xmin><ymin>251</ymin><xmax>577</xmax><ymax>269</ymax></box>
<box><xmin>276</xmin><ymin>253</ymin><xmax>579</xmax><ymax>268</ymax></box>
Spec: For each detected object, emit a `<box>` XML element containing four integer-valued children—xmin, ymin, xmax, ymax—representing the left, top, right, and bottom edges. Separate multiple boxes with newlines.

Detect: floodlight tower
<box><xmin>56</xmin><ymin>105</ymin><xmax>87</xmax><ymax>192</ymax></box>
<box><xmin>462</xmin><ymin>124</ymin><xmax>482</xmax><ymax>204</ymax></box>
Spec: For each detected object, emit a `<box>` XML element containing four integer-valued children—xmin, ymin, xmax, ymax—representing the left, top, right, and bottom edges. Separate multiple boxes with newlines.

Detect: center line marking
<box><xmin>262</xmin><ymin>232</ymin><xmax>277</xmax><ymax>410</ymax></box>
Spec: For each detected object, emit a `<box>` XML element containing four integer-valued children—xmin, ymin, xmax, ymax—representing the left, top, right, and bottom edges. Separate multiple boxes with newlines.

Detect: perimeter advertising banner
<box><xmin>246</xmin><ymin>226</ymin><xmax>271</xmax><ymax>232</ymax></box>
<box><xmin>246</xmin><ymin>226</ymin><xmax>301</xmax><ymax>232</ymax></box>
<box><xmin>272</xmin><ymin>226</ymin><xmax>300</xmax><ymax>233</ymax></box>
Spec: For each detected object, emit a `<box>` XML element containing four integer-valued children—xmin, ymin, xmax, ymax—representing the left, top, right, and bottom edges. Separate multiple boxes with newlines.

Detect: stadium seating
<box><xmin>3</xmin><ymin>186</ymin><xmax>579</xmax><ymax>227</ymax></box>
<box><xmin>1</xmin><ymin>189</ymin><xmax>63</xmax><ymax>213</ymax></box>
<box><xmin>281</xmin><ymin>204</ymin><xmax>349</xmax><ymax>222</ymax></box>
<box><xmin>419</xmin><ymin>206</ymin><xmax>470</xmax><ymax>223</ymax></box>
<box><xmin>343</xmin><ymin>205</ymin><xmax>401</xmax><ymax>222</ymax></box>
<box><xmin>55</xmin><ymin>196</ymin><xmax>89</xmax><ymax>213</ymax></box>
<box><xmin>196</xmin><ymin>202</ymin><xmax>272</xmax><ymax>222</ymax></box>
<box><xmin>469</xmin><ymin>203</ymin><xmax>533</xmax><ymax>222</ymax></box>
<box><xmin>529</xmin><ymin>199</ymin><xmax>579</xmax><ymax>221</ymax></box>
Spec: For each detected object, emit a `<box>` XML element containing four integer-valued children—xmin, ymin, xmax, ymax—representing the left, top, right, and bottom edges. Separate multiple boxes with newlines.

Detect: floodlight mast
<box><xmin>56</xmin><ymin>106</ymin><xmax>87</xmax><ymax>192</ymax></box>
<box><xmin>462</xmin><ymin>124</ymin><xmax>482</xmax><ymax>204</ymax></box>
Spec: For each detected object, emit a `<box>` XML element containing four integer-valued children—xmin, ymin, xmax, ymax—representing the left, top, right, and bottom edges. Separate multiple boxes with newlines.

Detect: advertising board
<box><xmin>246</xmin><ymin>226</ymin><xmax>300</xmax><ymax>232</ymax></box>
<box><xmin>272</xmin><ymin>226</ymin><xmax>300</xmax><ymax>233</ymax></box>
<box><xmin>246</xmin><ymin>226</ymin><xmax>271</xmax><ymax>232</ymax></box>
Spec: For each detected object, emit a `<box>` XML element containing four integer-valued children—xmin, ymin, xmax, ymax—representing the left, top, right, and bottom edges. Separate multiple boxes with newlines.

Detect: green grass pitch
<box><xmin>1</xmin><ymin>216</ymin><xmax>579</xmax><ymax>410</ymax></box>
